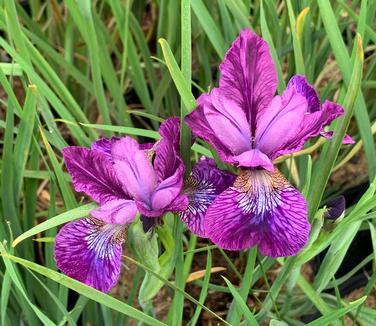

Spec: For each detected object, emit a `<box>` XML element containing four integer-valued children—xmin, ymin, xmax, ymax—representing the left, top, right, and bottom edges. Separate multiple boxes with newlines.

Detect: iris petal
<box><xmin>204</xmin><ymin>169</ymin><xmax>310</xmax><ymax>257</ymax></box>
<box><xmin>287</xmin><ymin>75</ymin><xmax>320</xmax><ymax>112</ymax></box>
<box><xmin>185</xmin><ymin>91</ymin><xmax>252</xmax><ymax>166</ymax></box>
<box><xmin>90</xmin><ymin>199</ymin><xmax>137</xmax><ymax>224</ymax></box>
<box><xmin>54</xmin><ymin>218</ymin><xmax>124</xmax><ymax>292</ymax></box>
<box><xmin>180</xmin><ymin>158</ymin><xmax>236</xmax><ymax>237</ymax></box>
<box><xmin>112</xmin><ymin>137</ymin><xmax>157</xmax><ymax>203</ymax></box>
<box><xmin>219</xmin><ymin>28</ymin><xmax>278</xmax><ymax>127</ymax></box>
<box><xmin>62</xmin><ymin>147</ymin><xmax>127</xmax><ymax>205</ymax></box>
<box><xmin>158</xmin><ymin>117</ymin><xmax>181</xmax><ymax>150</ymax></box>
<box><xmin>91</xmin><ymin>137</ymin><xmax>120</xmax><ymax>160</ymax></box>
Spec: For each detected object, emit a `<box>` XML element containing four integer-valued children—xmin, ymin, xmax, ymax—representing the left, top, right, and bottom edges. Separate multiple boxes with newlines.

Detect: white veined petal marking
<box><xmin>85</xmin><ymin>219</ymin><xmax>125</xmax><ymax>260</ymax></box>
<box><xmin>234</xmin><ymin>169</ymin><xmax>286</xmax><ymax>222</ymax></box>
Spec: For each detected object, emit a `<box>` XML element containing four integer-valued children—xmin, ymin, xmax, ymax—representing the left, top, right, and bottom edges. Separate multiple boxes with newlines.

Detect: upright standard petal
<box><xmin>204</xmin><ymin>169</ymin><xmax>310</xmax><ymax>257</ymax></box>
<box><xmin>158</xmin><ymin>117</ymin><xmax>181</xmax><ymax>150</ymax></box>
<box><xmin>54</xmin><ymin>218</ymin><xmax>124</xmax><ymax>292</ymax></box>
<box><xmin>270</xmin><ymin>100</ymin><xmax>345</xmax><ymax>159</ymax></box>
<box><xmin>255</xmin><ymin>87</ymin><xmax>309</xmax><ymax>160</ymax></box>
<box><xmin>219</xmin><ymin>29</ymin><xmax>277</xmax><ymax>130</ymax></box>
<box><xmin>185</xmin><ymin>90</ymin><xmax>253</xmax><ymax>166</ymax></box>
<box><xmin>62</xmin><ymin>147</ymin><xmax>127</xmax><ymax>204</ymax></box>
<box><xmin>180</xmin><ymin>158</ymin><xmax>236</xmax><ymax>237</ymax></box>
<box><xmin>153</xmin><ymin>138</ymin><xmax>182</xmax><ymax>182</ymax></box>
<box><xmin>112</xmin><ymin>137</ymin><xmax>157</xmax><ymax>204</ymax></box>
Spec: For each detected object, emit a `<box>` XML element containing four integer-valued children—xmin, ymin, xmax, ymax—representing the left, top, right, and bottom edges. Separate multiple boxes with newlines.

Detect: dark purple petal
<box><xmin>136</xmin><ymin>161</ymin><xmax>187</xmax><ymax>217</ymax></box>
<box><xmin>112</xmin><ymin>137</ymin><xmax>157</xmax><ymax>204</ymax></box>
<box><xmin>179</xmin><ymin>157</ymin><xmax>236</xmax><ymax>237</ymax></box>
<box><xmin>185</xmin><ymin>90</ymin><xmax>252</xmax><ymax>166</ymax></box>
<box><xmin>204</xmin><ymin>169</ymin><xmax>310</xmax><ymax>257</ymax></box>
<box><xmin>139</xmin><ymin>142</ymin><xmax>155</xmax><ymax>150</ymax></box>
<box><xmin>153</xmin><ymin>139</ymin><xmax>181</xmax><ymax>182</ymax></box>
<box><xmin>136</xmin><ymin>201</ymin><xmax>164</xmax><ymax>217</ymax></box>
<box><xmin>165</xmin><ymin>193</ymin><xmax>189</xmax><ymax>212</ymax></box>
<box><xmin>91</xmin><ymin>137</ymin><xmax>120</xmax><ymax>160</ymax></box>
<box><xmin>287</xmin><ymin>75</ymin><xmax>320</xmax><ymax>112</ymax></box>
<box><xmin>62</xmin><ymin>147</ymin><xmax>128</xmax><ymax>205</ymax></box>
<box><xmin>219</xmin><ymin>29</ymin><xmax>277</xmax><ymax>131</ymax></box>
<box><xmin>54</xmin><ymin>218</ymin><xmax>124</xmax><ymax>292</ymax></box>
<box><xmin>158</xmin><ymin>117</ymin><xmax>181</xmax><ymax>150</ymax></box>
<box><xmin>91</xmin><ymin>199</ymin><xmax>137</xmax><ymax>224</ymax></box>
<box><xmin>320</xmin><ymin>131</ymin><xmax>355</xmax><ymax>145</ymax></box>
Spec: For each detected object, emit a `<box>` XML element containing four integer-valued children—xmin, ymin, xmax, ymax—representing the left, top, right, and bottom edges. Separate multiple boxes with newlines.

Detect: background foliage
<box><xmin>0</xmin><ymin>0</ymin><xmax>376</xmax><ymax>325</ymax></box>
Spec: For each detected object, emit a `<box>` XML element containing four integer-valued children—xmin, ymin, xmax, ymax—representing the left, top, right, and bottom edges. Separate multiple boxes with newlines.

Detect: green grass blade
<box><xmin>1</xmin><ymin>251</ymin><xmax>166</xmax><ymax>326</ymax></box>
<box><xmin>227</xmin><ymin>248</ymin><xmax>257</xmax><ymax>324</ymax></box>
<box><xmin>222</xmin><ymin>276</ymin><xmax>259</xmax><ymax>325</ymax></box>
<box><xmin>308</xmin><ymin>34</ymin><xmax>363</xmax><ymax>219</ymax></box>
<box><xmin>189</xmin><ymin>249</ymin><xmax>212</xmax><ymax>326</ymax></box>
<box><xmin>305</xmin><ymin>297</ymin><xmax>366</xmax><ymax>326</ymax></box>
<box><xmin>317</xmin><ymin>0</ymin><xmax>376</xmax><ymax>179</ymax></box>
<box><xmin>14</xmin><ymin>85</ymin><xmax>37</xmax><ymax>201</ymax></box>
<box><xmin>158</xmin><ymin>39</ymin><xmax>196</xmax><ymax>112</ymax></box>
<box><xmin>12</xmin><ymin>203</ymin><xmax>97</xmax><ymax>247</ymax></box>
<box><xmin>0</xmin><ymin>243</ymin><xmax>54</xmax><ymax>325</ymax></box>
<box><xmin>191</xmin><ymin>0</ymin><xmax>226</xmax><ymax>58</ymax></box>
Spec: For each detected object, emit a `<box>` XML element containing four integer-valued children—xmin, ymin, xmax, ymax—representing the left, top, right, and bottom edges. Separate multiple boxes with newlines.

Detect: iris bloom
<box><xmin>185</xmin><ymin>29</ymin><xmax>352</xmax><ymax>257</ymax></box>
<box><xmin>55</xmin><ymin>119</ymin><xmax>187</xmax><ymax>291</ymax></box>
<box><xmin>54</xmin><ymin>118</ymin><xmax>233</xmax><ymax>291</ymax></box>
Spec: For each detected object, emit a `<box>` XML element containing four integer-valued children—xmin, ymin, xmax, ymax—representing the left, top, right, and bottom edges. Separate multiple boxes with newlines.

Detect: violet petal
<box><xmin>158</xmin><ymin>117</ymin><xmax>181</xmax><ymax>150</ymax></box>
<box><xmin>255</xmin><ymin>87</ymin><xmax>308</xmax><ymax>159</ymax></box>
<box><xmin>204</xmin><ymin>169</ymin><xmax>310</xmax><ymax>257</ymax></box>
<box><xmin>151</xmin><ymin>160</ymin><xmax>186</xmax><ymax>211</ymax></box>
<box><xmin>320</xmin><ymin>131</ymin><xmax>355</xmax><ymax>145</ymax></box>
<box><xmin>287</xmin><ymin>75</ymin><xmax>320</xmax><ymax>112</ymax></box>
<box><xmin>180</xmin><ymin>157</ymin><xmax>236</xmax><ymax>237</ymax></box>
<box><xmin>91</xmin><ymin>137</ymin><xmax>120</xmax><ymax>160</ymax></box>
<box><xmin>112</xmin><ymin>137</ymin><xmax>157</xmax><ymax>203</ymax></box>
<box><xmin>62</xmin><ymin>147</ymin><xmax>127</xmax><ymax>205</ymax></box>
<box><xmin>219</xmin><ymin>29</ymin><xmax>277</xmax><ymax>128</ymax></box>
<box><xmin>54</xmin><ymin>218</ymin><xmax>124</xmax><ymax>292</ymax></box>
<box><xmin>90</xmin><ymin>199</ymin><xmax>137</xmax><ymax>225</ymax></box>
<box><xmin>185</xmin><ymin>91</ymin><xmax>252</xmax><ymax>165</ymax></box>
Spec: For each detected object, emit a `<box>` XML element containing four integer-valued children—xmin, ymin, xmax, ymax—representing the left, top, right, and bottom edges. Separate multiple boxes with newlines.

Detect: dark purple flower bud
<box><xmin>324</xmin><ymin>196</ymin><xmax>346</xmax><ymax>221</ymax></box>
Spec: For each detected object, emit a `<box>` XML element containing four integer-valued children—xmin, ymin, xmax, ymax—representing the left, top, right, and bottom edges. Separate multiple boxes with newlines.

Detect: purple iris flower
<box><xmin>185</xmin><ymin>29</ymin><xmax>353</xmax><ymax>257</ymax></box>
<box><xmin>54</xmin><ymin>119</ymin><xmax>188</xmax><ymax>292</ymax></box>
<box><xmin>54</xmin><ymin>118</ymin><xmax>234</xmax><ymax>291</ymax></box>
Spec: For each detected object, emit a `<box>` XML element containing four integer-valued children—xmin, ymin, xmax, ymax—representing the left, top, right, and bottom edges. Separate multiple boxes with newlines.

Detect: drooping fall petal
<box><xmin>54</xmin><ymin>218</ymin><xmax>124</xmax><ymax>292</ymax></box>
<box><xmin>204</xmin><ymin>169</ymin><xmax>310</xmax><ymax>257</ymax></box>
